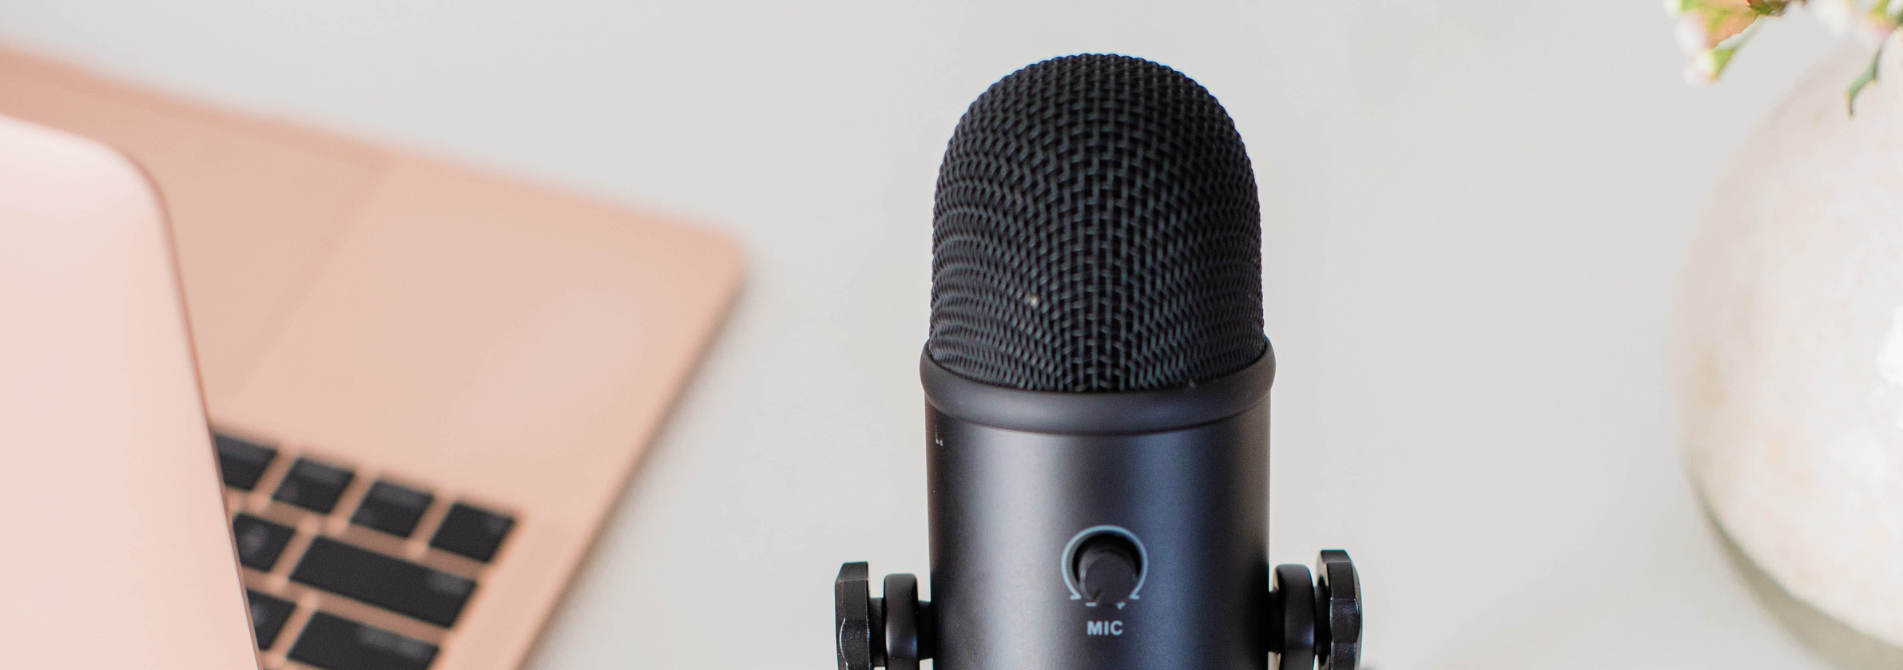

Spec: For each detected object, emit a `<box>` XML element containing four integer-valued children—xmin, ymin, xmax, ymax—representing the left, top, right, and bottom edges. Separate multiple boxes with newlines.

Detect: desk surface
<box><xmin>0</xmin><ymin>2</ymin><xmax>1849</xmax><ymax>668</ymax></box>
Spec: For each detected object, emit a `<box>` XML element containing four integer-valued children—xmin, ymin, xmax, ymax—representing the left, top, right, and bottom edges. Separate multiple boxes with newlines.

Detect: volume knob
<box><xmin>1071</xmin><ymin>534</ymin><xmax>1142</xmax><ymax>605</ymax></box>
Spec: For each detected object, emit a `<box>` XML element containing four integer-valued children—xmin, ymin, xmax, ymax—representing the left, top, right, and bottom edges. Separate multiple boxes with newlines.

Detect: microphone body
<box><xmin>924</xmin><ymin>353</ymin><xmax>1274</xmax><ymax>670</ymax></box>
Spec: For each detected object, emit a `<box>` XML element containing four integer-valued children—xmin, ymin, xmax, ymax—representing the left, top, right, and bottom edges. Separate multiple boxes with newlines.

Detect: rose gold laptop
<box><xmin>0</xmin><ymin>113</ymin><xmax>258</xmax><ymax>669</ymax></box>
<box><xmin>0</xmin><ymin>46</ymin><xmax>743</xmax><ymax>670</ymax></box>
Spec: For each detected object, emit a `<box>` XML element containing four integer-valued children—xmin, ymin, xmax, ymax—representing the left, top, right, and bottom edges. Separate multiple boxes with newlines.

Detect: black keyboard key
<box><xmin>214</xmin><ymin>432</ymin><xmax>277</xmax><ymax>490</ymax></box>
<box><xmin>352</xmin><ymin>480</ymin><xmax>433</xmax><ymax>538</ymax></box>
<box><xmin>429</xmin><ymin>503</ymin><xmax>514</xmax><ymax>562</ymax></box>
<box><xmin>288</xmin><ymin>611</ymin><xmax>438</xmax><ymax>670</ymax></box>
<box><xmin>246</xmin><ymin>590</ymin><xmax>297</xmax><ymax>649</ymax></box>
<box><xmin>290</xmin><ymin>537</ymin><xmax>474</xmax><ymax>627</ymax></box>
<box><xmin>273</xmin><ymin>458</ymin><xmax>355</xmax><ymax>514</ymax></box>
<box><xmin>232</xmin><ymin>513</ymin><xmax>297</xmax><ymax>571</ymax></box>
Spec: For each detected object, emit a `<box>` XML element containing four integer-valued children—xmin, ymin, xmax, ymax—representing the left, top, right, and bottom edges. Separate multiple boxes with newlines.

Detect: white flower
<box><xmin>1678</xmin><ymin>13</ymin><xmax>1716</xmax><ymax>52</ymax></box>
<box><xmin>1686</xmin><ymin>51</ymin><xmax>1724</xmax><ymax>86</ymax></box>
<box><xmin>1857</xmin><ymin>7</ymin><xmax>1899</xmax><ymax>45</ymax></box>
<box><xmin>1809</xmin><ymin>0</ymin><xmax>1859</xmax><ymax>34</ymax></box>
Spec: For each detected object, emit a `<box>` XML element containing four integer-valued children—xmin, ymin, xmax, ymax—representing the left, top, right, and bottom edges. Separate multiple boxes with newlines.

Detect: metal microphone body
<box><xmin>924</xmin><ymin>352</ymin><xmax>1274</xmax><ymax>670</ymax></box>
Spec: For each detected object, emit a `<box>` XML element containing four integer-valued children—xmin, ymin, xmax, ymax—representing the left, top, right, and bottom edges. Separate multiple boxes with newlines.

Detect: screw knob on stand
<box><xmin>835</xmin><ymin>563</ymin><xmax>933</xmax><ymax>670</ymax></box>
<box><xmin>834</xmin><ymin>563</ymin><xmax>881</xmax><ymax>670</ymax></box>
<box><xmin>1314</xmin><ymin>550</ymin><xmax>1362</xmax><ymax>670</ymax></box>
<box><xmin>1269</xmin><ymin>550</ymin><xmax>1362</xmax><ymax>670</ymax></box>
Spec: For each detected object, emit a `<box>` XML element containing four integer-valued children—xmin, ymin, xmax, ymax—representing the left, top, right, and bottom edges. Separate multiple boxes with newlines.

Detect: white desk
<box><xmin>0</xmin><ymin>2</ymin><xmax>1848</xmax><ymax>667</ymax></box>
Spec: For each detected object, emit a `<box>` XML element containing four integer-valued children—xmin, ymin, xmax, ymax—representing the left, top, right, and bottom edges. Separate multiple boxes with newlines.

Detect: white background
<box><xmin>0</xmin><ymin>2</ymin><xmax>1855</xmax><ymax>668</ymax></box>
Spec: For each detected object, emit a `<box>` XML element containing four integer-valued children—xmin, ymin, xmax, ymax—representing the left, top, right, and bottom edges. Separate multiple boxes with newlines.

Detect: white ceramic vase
<box><xmin>1680</xmin><ymin>41</ymin><xmax>1903</xmax><ymax>664</ymax></box>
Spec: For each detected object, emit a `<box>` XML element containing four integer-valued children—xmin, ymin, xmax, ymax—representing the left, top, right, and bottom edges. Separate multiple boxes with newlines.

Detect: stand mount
<box><xmin>834</xmin><ymin>550</ymin><xmax>1361</xmax><ymax>670</ymax></box>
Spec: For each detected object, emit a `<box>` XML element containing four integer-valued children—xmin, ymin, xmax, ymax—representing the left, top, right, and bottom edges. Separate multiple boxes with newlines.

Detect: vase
<box><xmin>1679</xmin><ymin>40</ymin><xmax>1903</xmax><ymax>667</ymax></box>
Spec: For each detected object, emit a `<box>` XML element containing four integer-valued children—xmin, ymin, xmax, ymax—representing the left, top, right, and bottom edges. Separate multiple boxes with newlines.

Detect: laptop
<box><xmin>0</xmin><ymin>46</ymin><xmax>744</xmax><ymax>670</ymax></box>
<box><xmin>0</xmin><ymin>113</ymin><xmax>258</xmax><ymax>669</ymax></box>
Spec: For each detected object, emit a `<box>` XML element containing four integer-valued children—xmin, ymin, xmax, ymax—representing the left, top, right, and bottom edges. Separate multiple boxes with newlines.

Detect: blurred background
<box><xmin>0</xmin><ymin>1</ymin><xmax>1851</xmax><ymax>668</ymax></box>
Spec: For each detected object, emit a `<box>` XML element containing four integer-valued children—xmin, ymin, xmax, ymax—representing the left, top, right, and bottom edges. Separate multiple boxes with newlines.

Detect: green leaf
<box><xmin>1849</xmin><ymin>45</ymin><xmax>1885</xmax><ymax>116</ymax></box>
<box><xmin>1746</xmin><ymin>0</ymin><xmax>1791</xmax><ymax>16</ymax></box>
<box><xmin>1703</xmin><ymin>43</ymin><xmax>1741</xmax><ymax>80</ymax></box>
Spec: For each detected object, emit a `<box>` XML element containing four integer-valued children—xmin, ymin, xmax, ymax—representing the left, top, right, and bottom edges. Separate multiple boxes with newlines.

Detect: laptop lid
<box><xmin>0</xmin><ymin>114</ymin><xmax>258</xmax><ymax>669</ymax></box>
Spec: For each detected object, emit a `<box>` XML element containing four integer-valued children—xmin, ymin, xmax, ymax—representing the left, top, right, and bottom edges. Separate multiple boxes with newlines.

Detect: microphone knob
<box><xmin>1073</xmin><ymin>534</ymin><xmax>1143</xmax><ymax>606</ymax></box>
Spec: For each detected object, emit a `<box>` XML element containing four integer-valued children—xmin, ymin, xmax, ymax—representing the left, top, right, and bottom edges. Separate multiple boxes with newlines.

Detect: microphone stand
<box><xmin>835</xmin><ymin>550</ymin><xmax>1361</xmax><ymax>670</ymax></box>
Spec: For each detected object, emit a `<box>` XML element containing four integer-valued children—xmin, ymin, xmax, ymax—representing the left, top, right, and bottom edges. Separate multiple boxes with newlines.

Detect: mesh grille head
<box><xmin>929</xmin><ymin>54</ymin><xmax>1266</xmax><ymax>393</ymax></box>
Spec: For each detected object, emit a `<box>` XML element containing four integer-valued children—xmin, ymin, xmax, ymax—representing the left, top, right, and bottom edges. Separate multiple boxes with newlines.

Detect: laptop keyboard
<box><xmin>214</xmin><ymin>431</ymin><xmax>516</xmax><ymax>670</ymax></box>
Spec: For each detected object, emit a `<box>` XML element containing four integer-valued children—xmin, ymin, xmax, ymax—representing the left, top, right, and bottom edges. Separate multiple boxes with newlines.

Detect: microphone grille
<box><xmin>929</xmin><ymin>54</ymin><xmax>1266</xmax><ymax>393</ymax></box>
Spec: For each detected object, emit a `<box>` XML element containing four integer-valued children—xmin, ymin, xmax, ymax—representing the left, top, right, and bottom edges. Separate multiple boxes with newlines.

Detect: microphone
<box><xmin>835</xmin><ymin>54</ymin><xmax>1361</xmax><ymax>670</ymax></box>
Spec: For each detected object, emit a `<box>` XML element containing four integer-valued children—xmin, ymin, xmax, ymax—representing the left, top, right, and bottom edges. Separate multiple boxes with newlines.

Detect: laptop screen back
<box><xmin>0</xmin><ymin>114</ymin><xmax>258</xmax><ymax>669</ymax></box>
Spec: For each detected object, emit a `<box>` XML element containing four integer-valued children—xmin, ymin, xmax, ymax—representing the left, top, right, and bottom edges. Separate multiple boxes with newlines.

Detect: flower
<box><xmin>1685</xmin><ymin>48</ymin><xmax>1733</xmax><ymax>86</ymax></box>
<box><xmin>1810</xmin><ymin>0</ymin><xmax>1857</xmax><ymax>34</ymax></box>
<box><xmin>1667</xmin><ymin>0</ymin><xmax>1788</xmax><ymax>82</ymax></box>
<box><xmin>1670</xmin><ymin>0</ymin><xmax>1765</xmax><ymax>50</ymax></box>
<box><xmin>1670</xmin><ymin>0</ymin><xmax>1902</xmax><ymax>112</ymax></box>
<box><xmin>1857</xmin><ymin>2</ymin><xmax>1901</xmax><ymax>45</ymax></box>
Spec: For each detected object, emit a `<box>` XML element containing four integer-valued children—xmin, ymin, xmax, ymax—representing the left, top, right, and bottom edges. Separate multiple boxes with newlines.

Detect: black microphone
<box><xmin>836</xmin><ymin>54</ymin><xmax>1361</xmax><ymax>670</ymax></box>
